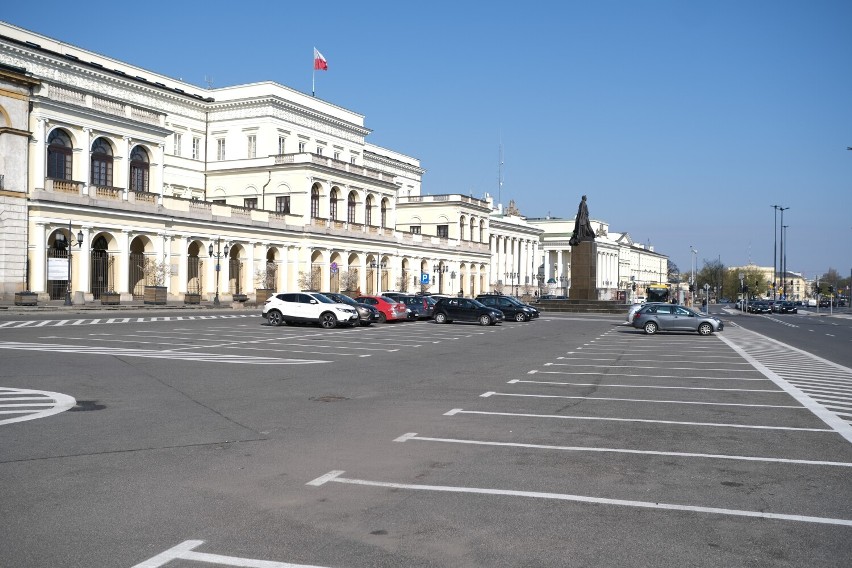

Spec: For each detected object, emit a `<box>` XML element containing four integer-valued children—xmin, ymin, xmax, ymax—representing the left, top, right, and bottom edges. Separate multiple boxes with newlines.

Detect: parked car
<box><xmin>475</xmin><ymin>294</ymin><xmax>538</xmax><ymax>322</ymax></box>
<box><xmin>353</xmin><ymin>295</ymin><xmax>409</xmax><ymax>323</ymax></box>
<box><xmin>319</xmin><ymin>292</ymin><xmax>381</xmax><ymax>326</ymax></box>
<box><xmin>433</xmin><ymin>297</ymin><xmax>504</xmax><ymax>326</ymax></box>
<box><xmin>397</xmin><ymin>294</ymin><xmax>435</xmax><ymax>319</ymax></box>
<box><xmin>262</xmin><ymin>292</ymin><xmax>359</xmax><ymax>328</ymax></box>
<box><xmin>631</xmin><ymin>303</ymin><xmax>724</xmax><ymax>335</ymax></box>
<box><xmin>627</xmin><ymin>301</ymin><xmax>647</xmax><ymax>322</ymax></box>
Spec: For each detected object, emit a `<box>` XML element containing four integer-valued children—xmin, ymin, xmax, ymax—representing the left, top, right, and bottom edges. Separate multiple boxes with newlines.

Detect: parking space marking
<box><xmin>534</xmin><ymin>371</ymin><xmax>769</xmax><ymax>382</ymax></box>
<box><xmin>443</xmin><ymin>408</ymin><xmax>831</xmax><ymax>432</ymax></box>
<box><xmin>0</xmin><ymin>341</ymin><xmax>328</xmax><ymax>365</ymax></box>
<box><xmin>480</xmin><ymin>391</ymin><xmax>804</xmax><ymax>409</ymax></box>
<box><xmin>392</xmin><ymin>432</ymin><xmax>852</xmax><ymax>467</ymax></box>
<box><xmin>306</xmin><ymin>470</ymin><xmax>852</xmax><ymax>527</ymax></box>
<box><xmin>507</xmin><ymin>378</ymin><xmax>783</xmax><ymax>393</ymax></box>
<box><xmin>0</xmin><ymin>387</ymin><xmax>76</xmax><ymax>425</ymax></box>
<box><xmin>131</xmin><ymin>539</ymin><xmax>331</xmax><ymax>568</ymax></box>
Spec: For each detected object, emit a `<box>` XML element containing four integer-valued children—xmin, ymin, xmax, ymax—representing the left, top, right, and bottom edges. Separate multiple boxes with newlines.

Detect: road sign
<box><xmin>420</xmin><ymin>272</ymin><xmax>430</xmax><ymax>285</ymax></box>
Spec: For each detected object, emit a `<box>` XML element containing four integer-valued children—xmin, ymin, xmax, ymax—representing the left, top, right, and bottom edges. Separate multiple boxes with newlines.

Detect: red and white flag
<box><xmin>314</xmin><ymin>48</ymin><xmax>328</xmax><ymax>71</ymax></box>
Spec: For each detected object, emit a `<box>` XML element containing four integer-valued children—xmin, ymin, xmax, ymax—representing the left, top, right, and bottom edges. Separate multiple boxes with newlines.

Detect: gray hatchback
<box><xmin>631</xmin><ymin>303</ymin><xmax>724</xmax><ymax>335</ymax></box>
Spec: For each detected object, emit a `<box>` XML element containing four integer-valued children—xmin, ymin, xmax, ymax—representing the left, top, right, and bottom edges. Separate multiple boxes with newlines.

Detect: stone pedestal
<box><xmin>569</xmin><ymin>240</ymin><xmax>597</xmax><ymax>300</ymax></box>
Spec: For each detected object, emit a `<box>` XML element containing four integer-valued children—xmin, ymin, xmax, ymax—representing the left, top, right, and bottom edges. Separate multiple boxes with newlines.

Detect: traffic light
<box><xmin>829</xmin><ymin>285</ymin><xmax>834</xmax><ymax>294</ymax></box>
<box><xmin>631</xmin><ymin>283</ymin><xmax>636</xmax><ymax>291</ymax></box>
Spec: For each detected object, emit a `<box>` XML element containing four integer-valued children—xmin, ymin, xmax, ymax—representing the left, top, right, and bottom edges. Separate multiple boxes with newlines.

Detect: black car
<box><xmin>748</xmin><ymin>301</ymin><xmax>771</xmax><ymax>314</ymax></box>
<box><xmin>319</xmin><ymin>292</ymin><xmax>381</xmax><ymax>326</ymax></box>
<box><xmin>475</xmin><ymin>294</ymin><xmax>538</xmax><ymax>322</ymax></box>
<box><xmin>433</xmin><ymin>297</ymin><xmax>504</xmax><ymax>326</ymax></box>
<box><xmin>397</xmin><ymin>294</ymin><xmax>436</xmax><ymax>319</ymax></box>
<box><xmin>777</xmin><ymin>301</ymin><xmax>797</xmax><ymax>314</ymax></box>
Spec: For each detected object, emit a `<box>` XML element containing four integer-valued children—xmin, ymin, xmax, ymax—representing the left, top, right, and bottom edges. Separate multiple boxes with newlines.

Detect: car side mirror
<box><xmin>310</xmin><ymin>299</ymin><xmax>318</xmax><ymax>304</ymax></box>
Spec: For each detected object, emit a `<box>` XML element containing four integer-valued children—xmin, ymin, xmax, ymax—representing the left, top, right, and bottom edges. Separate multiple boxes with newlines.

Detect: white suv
<box><xmin>263</xmin><ymin>292</ymin><xmax>358</xmax><ymax>329</ymax></box>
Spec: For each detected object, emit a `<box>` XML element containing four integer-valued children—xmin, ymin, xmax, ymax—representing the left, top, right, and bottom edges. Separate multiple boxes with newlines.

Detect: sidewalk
<box><xmin>0</xmin><ymin>298</ymin><xmax>255</xmax><ymax>315</ymax></box>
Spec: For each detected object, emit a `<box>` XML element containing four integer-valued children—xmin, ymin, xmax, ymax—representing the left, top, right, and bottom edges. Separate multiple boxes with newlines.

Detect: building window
<box><xmin>310</xmin><ymin>187</ymin><xmax>320</xmax><ymax>218</ymax></box>
<box><xmin>212</xmin><ymin>199</ymin><xmax>226</xmax><ymax>205</ymax></box>
<box><xmin>437</xmin><ymin>225</ymin><xmax>449</xmax><ymax>239</ymax></box>
<box><xmin>47</xmin><ymin>129</ymin><xmax>73</xmax><ymax>180</ymax></box>
<box><xmin>298</xmin><ymin>141</ymin><xmax>306</xmax><ymax>153</ymax></box>
<box><xmin>350</xmin><ymin>154</ymin><xmax>357</xmax><ymax>164</ymax></box>
<box><xmin>244</xmin><ymin>197</ymin><xmax>257</xmax><ymax>209</ymax></box>
<box><xmin>333</xmin><ymin>151</ymin><xmax>340</xmax><ymax>161</ymax></box>
<box><xmin>276</xmin><ymin>195</ymin><xmax>290</xmax><ymax>214</ymax></box>
<box><xmin>330</xmin><ymin>189</ymin><xmax>339</xmax><ymax>221</ymax></box>
<box><xmin>247</xmin><ymin>135</ymin><xmax>256</xmax><ymax>159</ymax></box>
<box><xmin>278</xmin><ymin>136</ymin><xmax>286</xmax><ymax>155</ymax></box>
<box><xmin>410</xmin><ymin>225</ymin><xmax>421</xmax><ymax>235</ymax></box>
<box><xmin>316</xmin><ymin>146</ymin><xmax>323</xmax><ymax>156</ymax></box>
<box><xmin>380</xmin><ymin>199</ymin><xmax>388</xmax><ymax>228</ymax></box>
<box><xmin>129</xmin><ymin>146</ymin><xmax>150</xmax><ymax>192</ymax></box>
<box><xmin>192</xmin><ymin>137</ymin><xmax>201</xmax><ymax>160</ymax></box>
<box><xmin>216</xmin><ymin>138</ymin><xmax>226</xmax><ymax>160</ymax></box>
<box><xmin>174</xmin><ymin>133</ymin><xmax>182</xmax><ymax>156</ymax></box>
<box><xmin>90</xmin><ymin>138</ymin><xmax>113</xmax><ymax>187</ymax></box>
<box><xmin>347</xmin><ymin>193</ymin><xmax>356</xmax><ymax>223</ymax></box>
<box><xmin>365</xmin><ymin>195</ymin><xmax>374</xmax><ymax>226</ymax></box>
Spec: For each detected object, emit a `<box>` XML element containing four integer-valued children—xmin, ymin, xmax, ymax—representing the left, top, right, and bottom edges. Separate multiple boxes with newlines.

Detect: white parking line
<box><xmin>393</xmin><ymin>432</ymin><xmax>852</xmax><ymax>467</ymax></box>
<box><xmin>534</xmin><ymin>371</ymin><xmax>769</xmax><ymax>382</ymax></box>
<box><xmin>443</xmin><ymin>408</ymin><xmax>830</xmax><ymax>431</ymax></box>
<box><xmin>507</xmin><ymin>379</ymin><xmax>783</xmax><ymax>393</ymax></box>
<box><xmin>480</xmin><ymin>391</ymin><xmax>803</xmax><ymax>409</ymax></box>
<box><xmin>306</xmin><ymin>470</ymin><xmax>852</xmax><ymax>527</ymax></box>
<box><xmin>131</xmin><ymin>540</ymin><xmax>331</xmax><ymax>568</ymax></box>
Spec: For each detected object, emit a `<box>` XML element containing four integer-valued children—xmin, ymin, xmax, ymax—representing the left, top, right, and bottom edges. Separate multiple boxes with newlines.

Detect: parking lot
<box><xmin>1</xmin><ymin>311</ymin><xmax>851</xmax><ymax>567</ymax></box>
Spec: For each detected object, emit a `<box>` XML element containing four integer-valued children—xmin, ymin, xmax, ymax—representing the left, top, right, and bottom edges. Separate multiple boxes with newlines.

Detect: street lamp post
<box><xmin>61</xmin><ymin>222</ymin><xmax>85</xmax><ymax>306</ymax></box>
<box><xmin>208</xmin><ymin>238</ymin><xmax>230</xmax><ymax>307</ymax></box>
<box><xmin>690</xmin><ymin>246</ymin><xmax>698</xmax><ymax>306</ymax></box>
<box><xmin>432</xmin><ymin>263</ymin><xmax>448</xmax><ymax>293</ymax></box>
<box><xmin>372</xmin><ymin>259</ymin><xmax>387</xmax><ymax>295</ymax></box>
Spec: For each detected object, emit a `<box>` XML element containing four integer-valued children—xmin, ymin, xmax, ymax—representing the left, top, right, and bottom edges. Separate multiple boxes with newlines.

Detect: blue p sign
<box><xmin>420</xmin><ymin>272</ymin><xmax>430</xmax><ymax>285</ymax></box>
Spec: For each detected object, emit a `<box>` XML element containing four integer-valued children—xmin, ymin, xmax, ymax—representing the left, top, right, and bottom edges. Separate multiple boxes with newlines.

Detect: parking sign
<box><xmin>420</xmin><ymin>272</ymin><xmax>430</xmax><ymax>285</ymax></box>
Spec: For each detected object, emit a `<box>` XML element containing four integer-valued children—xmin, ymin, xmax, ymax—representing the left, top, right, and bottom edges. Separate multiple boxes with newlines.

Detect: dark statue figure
<box><xmin>569</xmin><ymin>195</ymin><xmax>596</xmax><ymax>246</ymax></box>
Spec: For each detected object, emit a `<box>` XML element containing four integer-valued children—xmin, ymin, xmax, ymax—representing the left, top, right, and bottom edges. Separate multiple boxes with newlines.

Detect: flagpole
<box><xmin>312</xmin><ymin>51</ymin><xmax>315</xmax><ymax>97</ymax></box>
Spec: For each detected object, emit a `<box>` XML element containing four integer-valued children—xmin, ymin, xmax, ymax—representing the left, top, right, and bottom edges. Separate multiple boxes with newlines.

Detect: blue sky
<box><xmin>4</xmin><ymin>1</ymin><xmax>851</xmax><ymax>278</ymax></box>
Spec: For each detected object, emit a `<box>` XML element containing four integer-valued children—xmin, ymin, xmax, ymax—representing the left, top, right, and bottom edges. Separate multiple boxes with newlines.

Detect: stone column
<box><xmin>76</xmin><ymin>226</ymin><xmax>92</xmax><ymax>302</ymax></box>
<box><xmin>119</xmin><ymin>230</ymin><xmax>131</xmax><ymax>300</ymax></box>
<box><xmin>32</xmin><ymin>223</ymin><xmax>47</xmax><ymax>296</ymax></box>
<box><xmin>33</xmin><ymin>120</ymin><xmax>46</xmax><ymax>191</ymax></box>
<box><xmin>175</xmin><ymin>235</ymin><xmax>188</xmax><ymax>294</ymax></box>
<box><xmin>80</xmin><ymin>128</ymin><xmax>91</xmax><ymax>195</ymax></box>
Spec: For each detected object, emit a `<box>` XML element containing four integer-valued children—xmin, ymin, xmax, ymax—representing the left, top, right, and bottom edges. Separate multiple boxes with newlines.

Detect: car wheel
<box><xmin>698</xmin><ymin>322</ymin><xmax>713</xmax><ymax>336</ymax></box>
<box><xmin>643</xmin><ymin>321</ymin><xmax>658</xmax><ymax>335</ymax></box>
<box><xmin>479</xmin><ymin>314</ymin><xmax>492</xmax><ymax>326</ymax></box>
<box><xmin>378</xmin><ymin>312</ymin><xmax>387</xmax><ymax>323</ymax></box>
<box><xmin>434</xmin><ymin>312</ymin><xmax>447</xmax><ymax>324</ymax></box>
<box><xmin>266</xmin><ymin>310</ymin><xmax>283</xmax><ymax>326</ymax></box>
<box><xmin>320</xmin><ymin>312</ymin><xmax>338</xmax><ymax>329</ymax></box>
<box><xmin>514</xmin><ymin>312</ymin><xmax>527</xmax><ymax>322</ymax></box>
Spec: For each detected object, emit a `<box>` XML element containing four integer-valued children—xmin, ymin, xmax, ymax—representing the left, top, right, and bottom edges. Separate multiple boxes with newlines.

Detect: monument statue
<box><xmin>569</xmin><ymin>195</ymin><xmax>596</xmax><ymax>246</ymax></box>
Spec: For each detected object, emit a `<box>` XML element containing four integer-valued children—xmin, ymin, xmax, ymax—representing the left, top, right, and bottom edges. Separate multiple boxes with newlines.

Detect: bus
<box><xmin>646</xmin><ymin>283</ymin><xmax>671</xmax><ymax>303</ymax></box>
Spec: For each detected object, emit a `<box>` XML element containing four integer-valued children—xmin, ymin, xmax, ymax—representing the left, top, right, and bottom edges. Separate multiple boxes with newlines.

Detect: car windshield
<box><xmin>330</xmin><ymin>294</ymin><xmax>356</xmax><ymax>306</ymax></box>
<box><xmin>309</xmin><ymin>293</ymin><xmax>335</xmax><ymax>304</ymax></box>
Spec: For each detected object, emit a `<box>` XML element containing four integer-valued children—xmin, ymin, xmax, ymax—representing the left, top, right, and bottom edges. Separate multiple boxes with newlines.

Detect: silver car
<box><xmin>631</xmin><ymin>303</ymin><xmax>724</xmax><ymax>335</ymax></box>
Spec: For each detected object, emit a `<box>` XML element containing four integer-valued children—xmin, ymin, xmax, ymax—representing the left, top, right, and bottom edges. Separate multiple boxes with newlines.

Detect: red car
<box><xmin>354</xmin><ymin>295</ymin><xmax>408</xmax><ymax>323</ymax></box>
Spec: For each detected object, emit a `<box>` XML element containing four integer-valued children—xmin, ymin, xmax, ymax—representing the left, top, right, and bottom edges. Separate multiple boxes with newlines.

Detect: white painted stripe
<box><xmin>306</xmin><ymin>470</ymin><xmax>852</xmax><ymax>527</ymax></box>
<box><xmin>0</xmin><ymin>321</ymin><xmax>18</xmax><ymax>327</ymax></box>
<box><xmin>0</xmin><ymin>403</ymin><xmax>54</xmax><ymax>407</ymax></box>
<box><xmin>719</xmin><ymin>332</ymin><xmax>852</xmax><ymax>444</ymax></box>
<box><xmin>537</xmin><ymin>371</ymin><xmax>767</xmax><ymax>381</ymax></box>
<box><xmin>507</xmin><ymin>379</ymin><xmax>781</xmax><ymax>393</ymax></box>
<box><xmin>397</xmin><ymin>433</ymin><xmax>852</xmax><ymax>467</ymax></box>
<box><xmin>444</xmin><ymin>408</ymin><xmax>828</xmax><ymax>432</ymax></box>
<box><xmin>484</xmin><ymin>391</ymin><xmax>803</xmax><ymax>409</ymax></box>
<box><xmin>0</xmin><ymin>388</ymin><xmax>76</xmax><ymax>426</ymax></box>
<box><xmin>548</xmin><ymin>363</ymin><xmax>751</xmax><ymax>371</ymax></box>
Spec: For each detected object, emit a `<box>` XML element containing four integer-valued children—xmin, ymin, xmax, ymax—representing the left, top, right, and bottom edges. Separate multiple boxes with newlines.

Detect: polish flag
<box><xmin>314</xmin><ymin>48</ymin><xmax>328</xmax><ymax>71</ymax></box>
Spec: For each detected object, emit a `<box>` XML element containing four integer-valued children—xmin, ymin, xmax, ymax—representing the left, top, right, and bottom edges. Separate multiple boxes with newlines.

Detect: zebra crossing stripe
<box><xmin>0</xmin><ymin>387</ymin><xmax>76</xmax><ymax>426</ymax></box>
<box><xmin>0</xmin><ymin>314</ymin><xmax>256</xmax><ymax>330</ymax></box>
